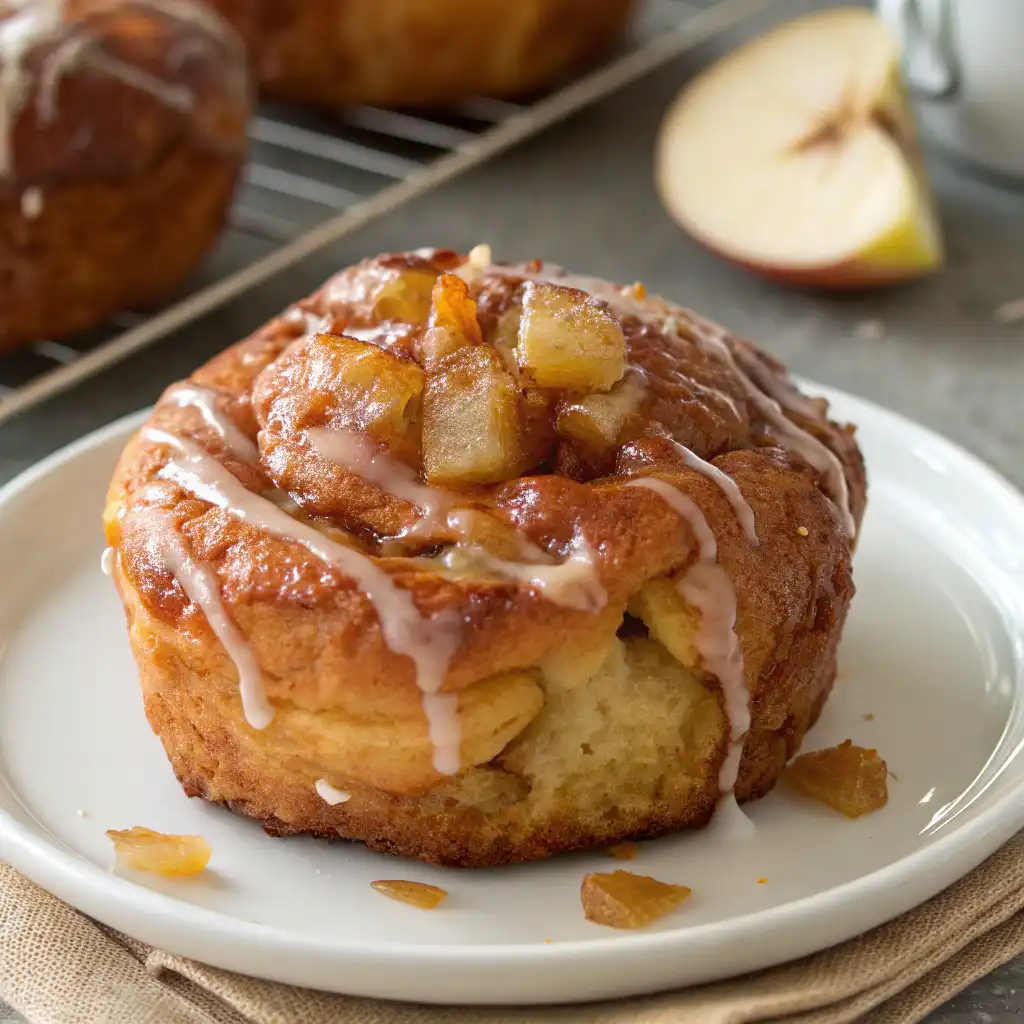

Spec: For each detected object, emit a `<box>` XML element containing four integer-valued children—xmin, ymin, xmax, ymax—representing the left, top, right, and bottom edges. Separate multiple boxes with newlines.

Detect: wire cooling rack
<box><xmin>0</xmin><ymin>0</ymin><xmax>771</xmax><ymax>425</ymax></box>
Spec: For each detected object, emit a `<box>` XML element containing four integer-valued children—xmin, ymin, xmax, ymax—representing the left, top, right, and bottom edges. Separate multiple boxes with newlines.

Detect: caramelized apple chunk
<box><xmin>556</xmin><ymin>371</ymin><xmax>646</xmax><ymax>453</ymax></box>
<box><xmin>517</xmin><ymin>282</ymin><xmax>626</xmax><ymax>391</ymax></box>
<box><xmin>785</xmin><ymin>740</ymin><xmax>889</xmax><ymax>818</ymax></box>
<box><xmin>370</xmin><ymin>268</ymin><xmax>437</xmax><ymax>324</ymax></box>
<box><xmin>582</xmin><ymin>870</ymin><xmax>691</xmax><ymax>929</ymax></box>
<box><xmin>106</xmin><ymin>826</ymin><xmax>211</xmax><ymax>877</ymax></box>
<box><xmin>306</xmin><ymin>334</ymin><xmax>424</xmax><ymax>460</ymax></box>
<box><xmin>420</xmin><ymin>273</ymin><xmax>484</xmax><ymax>370</ymax></box>
<box><xmin>371</xmin><ymin>880</ymin><xmax>448</xmax><ymax>909</ymax></box>
<box><xmin>423</xmin><ymin>346</ymin><xmax>523</xmax><ymax>485</ymax></box>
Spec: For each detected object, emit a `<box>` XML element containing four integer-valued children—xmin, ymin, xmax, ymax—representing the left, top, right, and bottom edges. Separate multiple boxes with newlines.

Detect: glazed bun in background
<box><xmin>0</xmin><ymin>0</ymin><xmax>251</xmax><ymax>352</ymax></box>
<box><xmin>204</xmin><ymin>0</ymin><xmax>638</xmax><ymax>110</ymax></box>
<box><xmin>104</xmin><ymin>246</ymin><xmax>866</xmax><ymax>867</ymax></box>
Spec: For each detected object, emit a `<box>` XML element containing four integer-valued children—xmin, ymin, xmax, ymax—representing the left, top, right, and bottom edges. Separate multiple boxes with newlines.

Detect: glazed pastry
<box><xmin>203</xmin><ymin>0</ymin><xmax>637</xmax><ymax>110</ymax></box>
<box><xmin>0</xmin><ymin>0</ymin><xmax>251</xmax><ymax>352</ymax></box>
<box><xmin>104</xmin><ymin>246</ymin><xmax>866</xmax><ymax>867</ymax></box>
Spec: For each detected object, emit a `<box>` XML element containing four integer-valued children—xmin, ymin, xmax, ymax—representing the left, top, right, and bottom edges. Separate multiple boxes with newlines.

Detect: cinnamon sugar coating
<box><xmin>105</xmin><ymin>249</ymin><xmax>865</xmax><ymax>866</ymax></box>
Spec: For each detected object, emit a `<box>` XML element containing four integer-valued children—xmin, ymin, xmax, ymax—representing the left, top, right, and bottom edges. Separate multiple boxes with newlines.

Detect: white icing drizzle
<box><xmin>135</xmin><ymin>507</ymin><xmax>274</xmax><ymax>730</ymax></box>
<box><xmin>705</xmin><ymin>790</ymin><xmax>756</xmax><ymax>842</ymax></box>
<box><xmin>283</xmin><ymin>307</ymin><xmax>332</xmax><ymax>337</ymax></box>
<box><xmin>164</xmin><ymin>384</ymin><xmax>260</xmax><ymax>465</ymax></box>
<box><xmin>306</xmin><ymin>427</ymin><xmax>449</xmax><ymax>538</ymax></box>
<box><xmin>35</xmin><ymin>29</ymin><xmax>89</xmax><ymax>122</ymax></box>
<box><xmin>446</xmin><ymin>508</ymin><xmax>552</xmax><ymax>564</ymax></box>
<box><xmin>308</xmin><ymin>430</ymin><xmax>606</xmax><ymax>609</ymax></box>
<box><xmin>626</xmin><ymin>478</ymin><xmax>716</xmax><ymax>559</ymax></box>
<box><xmin>338</xmin><ymin>325</ymin><xmax>382</xmax><ymax>342</ymax></box>
<box><xmin>19</xmin><ymin>183</ymin><xmax>40</xmax><ymax>217</ymax></box>
<box><xmin>100</xmin><ymin>546</ymin><xmax>115</xmax><ymax>576</ymax></box>
<box><xmin>340</xmin><ymin>322</ymin><xmax>415</xmax><ymax>352</ymax></box>
<box><xmin>0</xmin><ymin>0</ymin><xmax>65</xmax><ymax>178</ymax></box>
<box><xmin>444</xmin><ymin>533</ymin><xmax>607</xmax><ymax>613</ymax></box>
<box><xmin>694</xmin><ymin>325</ymin><xmax>855</xmax><ymax>539</ymax></box>
<box><xmin>422</xmin><ymin>692</ymin><xmax>461</xmax><ymax>775</ymax></box>
<box><xmin>626</xmin><ymin>477</ymin><xmax>750</xmax><ymax>793</ymax></box>
<box><xmin>677</xmin><ymin>560</ymin><xmax>749</xmax><ymax>792</ymax></box>
<box><xmin>82</xmin><ymin>48</ymin><xmax>193</xmax><ymax>111</ymax></box>
<box><xmin>735</xmin><ymin>348</ymin><xmax>825</xmax><ymax>421</ymax></box>
<box><xmin>666</xmin><ymin>439</ymin><xmax>758</xmax><ymax>546</ymax></box>
<box><xmin>142</xmin><ymin>427</ymin><xmax>463</xmax><ymax>773</ymax></box>
<box><xmin>314</xmin><ymin>779</ymin><xmax>350</xmax><ymax>805</ymax></box>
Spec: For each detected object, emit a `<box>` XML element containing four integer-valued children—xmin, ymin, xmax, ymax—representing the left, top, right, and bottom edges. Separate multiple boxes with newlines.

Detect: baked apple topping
<box><xmin>582</xmin><ymin>870</ymin><xmax>691</xmax><ymax>929</ymax></box>
<box><xmin>785</xmin><ymin>740</ymin><xmax>889</xmax><ymax>818</ymax></box>
<box><xmin>106</xmin><ymin>826</ymin><xmax>212</xmax><ymax>877</ymax></box>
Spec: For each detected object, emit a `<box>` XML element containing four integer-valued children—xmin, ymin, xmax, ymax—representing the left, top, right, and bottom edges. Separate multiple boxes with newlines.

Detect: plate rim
<box><xmin>1</xmin><ymin>386</ymin><xmax>1023</xmax><ymax>1000</ymax></box>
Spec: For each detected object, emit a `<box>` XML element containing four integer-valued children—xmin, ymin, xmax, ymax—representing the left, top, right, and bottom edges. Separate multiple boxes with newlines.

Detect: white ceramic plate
<box><xmin>1</xmin><ymin>386</ymin><xmax>1023</xmax><ymax>1006</ymax></box>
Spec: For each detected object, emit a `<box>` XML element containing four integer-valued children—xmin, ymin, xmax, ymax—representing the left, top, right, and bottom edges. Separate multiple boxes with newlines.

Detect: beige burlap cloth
<box><xmin>2</xmin><ymin>833</ymin><xmax>1023</xmax><ymax>1024</ymax></box>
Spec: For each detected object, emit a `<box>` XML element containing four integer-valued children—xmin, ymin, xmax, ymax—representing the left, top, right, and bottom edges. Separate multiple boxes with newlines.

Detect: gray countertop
<box><xmin>0</xmin><ymin>0</ymin><xmax>1021</xmax><ymax>1019</ymax></box>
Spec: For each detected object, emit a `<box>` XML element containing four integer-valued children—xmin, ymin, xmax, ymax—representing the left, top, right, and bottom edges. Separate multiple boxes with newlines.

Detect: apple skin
<box><xmin>655</xmin><ymin>183</ymin><xmax>943</xmax><ymax>291</ymax></box>
<box><xmin>683</xmin><ymin>236</ymin><xmax>939</xmax><ymax>292</ymax></box>
<box><xmin>653</xmin><ymin>7</ymin><xmax>944</xmax><ymax>294</ymax></box>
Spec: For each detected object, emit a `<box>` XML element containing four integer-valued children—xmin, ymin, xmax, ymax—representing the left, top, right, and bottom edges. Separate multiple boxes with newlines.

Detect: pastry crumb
<box><xmin>863</xmin><ymin>713</ymin><xmax>874</xmax><ymax>721</ymax></box>
<box><xmin>796</xmin><ymin>526</ymin><xmax>809</xmax><ymax>536</ymax></box>
<box><xmin>854</xmin><ymin>319</ymin><xmax>885</xmax><ymax>340</ymax></box>
<box><xmin>76</xmin><ymin>809</ymin><xmax>87</xmax><ymax>818</ymax></box>
<box><xmin>315</xmin><ymin>779</ymin><xmax>351</xmax><ymax>805</ymax></box>
<box><xmin>757</xmin><ymin>877</ymin><xmax>768</xmax><ymax>884</ymax></box>
<box><xmin>544</xmin><ymin>938</ymin><xmax>552</xmax><ymax>944</ymax></box>
<box><xmin>994</xmin><ymin>298</ymin><xmax>1024</xmax><ymax>324</ymax></box>
<box><xmin>371</xmin><ymin>880</ymin><xmax>447</xmax><ymax>909</ymax></box>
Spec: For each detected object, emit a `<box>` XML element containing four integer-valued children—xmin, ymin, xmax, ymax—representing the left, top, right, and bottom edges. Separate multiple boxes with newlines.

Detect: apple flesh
<box><xmin>656</xmin><ymin>7</ymin><xmax>943</xmax><ymax>290</ymax></box>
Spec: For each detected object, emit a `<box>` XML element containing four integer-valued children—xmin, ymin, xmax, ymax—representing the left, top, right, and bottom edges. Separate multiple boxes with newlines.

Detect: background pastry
<box><xmin>0</xmin><ymin>0</ymin><xmax>251</xmax><ymax>352</ymax></box>
<box><xmin>204</xmin><ymin>0</ymin><xmax>638</xmax><ymax>110</ymax></box>
<box><xmin>105</xmin><ymin>247</ymin><xmax>866</xmax><ymax>867</ymax></box>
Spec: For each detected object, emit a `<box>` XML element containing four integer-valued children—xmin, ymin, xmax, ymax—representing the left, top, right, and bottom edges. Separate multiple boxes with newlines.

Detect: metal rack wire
<box><xmin>0</xmin><ymin>0</ymin><xmax>770</xmax><ymax>424</ymax></box>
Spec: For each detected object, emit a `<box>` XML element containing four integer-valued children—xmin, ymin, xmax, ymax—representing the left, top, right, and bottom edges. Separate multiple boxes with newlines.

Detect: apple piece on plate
<box><xmin>656</xmin><ymin>7</ymin><xmax>943</xmax><ymax>289</ymax></box>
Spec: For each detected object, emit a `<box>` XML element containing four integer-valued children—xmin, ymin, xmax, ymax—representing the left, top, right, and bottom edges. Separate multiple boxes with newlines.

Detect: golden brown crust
<box><xmin>106</xmin><ymin>249</ymin><xmax>866</xmax><ymax>866</ymax></box>
<box><xmin>0</xmin><ymin>0</ymin><xmax>250</xmax><ymax>350</ymax></box>
<box><xmin>204</xmin><ymin>0</ymin><xmax>637</xmax><ymax>109</ymax></box>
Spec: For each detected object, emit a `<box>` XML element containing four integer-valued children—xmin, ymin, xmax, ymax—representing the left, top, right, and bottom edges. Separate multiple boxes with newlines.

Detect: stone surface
<box><xmin>1</xmin><ymin>0</ymin><xmax>1021</xmax><ymax>1019</ymax></box>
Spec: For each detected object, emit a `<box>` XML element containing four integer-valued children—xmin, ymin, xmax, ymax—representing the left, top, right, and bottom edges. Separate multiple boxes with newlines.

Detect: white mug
<box><xmin>876</xmin><ymin>0</ymin><xmax>1024</xmax><ymax>180</ymax></box>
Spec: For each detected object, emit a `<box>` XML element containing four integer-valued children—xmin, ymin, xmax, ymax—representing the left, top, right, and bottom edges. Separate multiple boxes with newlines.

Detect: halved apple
<box><xmin>656</xmin><ymin>7</ymin><xmax>943</xmax><ymax>290</ymax></box>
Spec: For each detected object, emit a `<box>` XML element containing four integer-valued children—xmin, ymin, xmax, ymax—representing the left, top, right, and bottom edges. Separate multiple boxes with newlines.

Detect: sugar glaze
<box><xmin>315</xmin><ymin>779</ymin><xmax>351</xmax><ymax>805</ymax></box>
<box><xmin>141</xmin><ymin>427</ymin><xmax>464</xmax><ymax>774</ymax></box>
<box><xmin>626</xmin><ymin>477</ymin><xmax>751</xmax><ymax>793</ymax></box>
